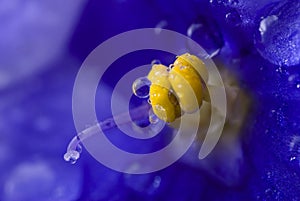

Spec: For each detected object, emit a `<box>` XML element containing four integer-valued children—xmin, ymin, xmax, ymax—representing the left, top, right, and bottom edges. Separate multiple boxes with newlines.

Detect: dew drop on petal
<box><xmin>187</xmin><ymin>23</ymin><xmax>203</xmax><ymax>38</ymax></box>
<box><xmin>186</xmin><ymin>20</ymin><xmax>223</xmax><ymax>57</ymax></box>
<box><xmin>259</xmin><ymin>15</ymin><xmax>278</xmax><ymax>40</ymax></box>
<box><xmin>225</xmin><ymin>10</ymin><xmax>242</xmax><ymax>26</ymax></box>
<box><xmin>155</xmin><ymin>20</ymin><xmax>168</xmax><ymax>35</ymax></box>
<box><xmin>289</xmin><ymin>136</ymin><xmax>300</xmax><ymax>167</ymax></box>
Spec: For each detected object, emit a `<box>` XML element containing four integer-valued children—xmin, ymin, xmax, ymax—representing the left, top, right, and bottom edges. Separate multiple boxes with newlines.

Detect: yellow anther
<box><xmin>175</xmin><ymin>53</ymin><xmax>208</xmax><ymax>83</ymax></box>
<box><xmin>147</xmin><ymin>64</ymin><xmax>170</xmax><ymax>89</ymax></box>
<box><xmin>147</xmin><ymin>54</ymin><xmax>208</xmax><ymax>122</ymax></box>
<box><xmin>169</xmin><ymin>54</ymin><xmax>204</xmax><ymax>113</ymax></box>
<box><xmin>149</xmin><ymin>85</ymin><xmax>181</xmax><ymax>122</ymax></box>
<box><xmin>148</xmin><ymin>65</ymin><xmax>181</xmax><ymax>122</ymax></box>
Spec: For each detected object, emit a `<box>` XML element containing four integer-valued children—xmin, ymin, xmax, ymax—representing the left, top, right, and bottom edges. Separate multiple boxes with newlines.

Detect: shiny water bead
<box><xmin>148</xmin><ymin>108</ymin><xmax>160</xmax><ymax>124</ymax></box>
<box><xmin>148</xmin><ymin>65</ymin><xmax>181</xmax><ymax>123</ymax></box>
<box><xmin>132</xmin><ymin>77</ymin><xmax>151</xmax><ymax>98</ymax></box>
<box><xmin>169</xmin><ymin>54</ymin><xmax>204</xmax><ymax>113</ymax></box>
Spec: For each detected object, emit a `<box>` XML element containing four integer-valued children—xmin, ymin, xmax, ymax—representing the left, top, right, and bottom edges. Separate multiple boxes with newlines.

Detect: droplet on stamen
<box><xmin>180</xmin><ymin>65</ymin><xmax>187</xmax><ymax>70</ymax></box>
<box><xmin>151</xmin><ymin>59</ymin><xmax>161</xmax><ymax>65</ymax></box>
<box><xmin>149</xmin><ymin>109</ymin><xmax>159</xmax><ymax>124</ymax></box>
<box><xmin>168</xmin><ymin>64</ymin><xmax>174</xmax><ymax>69</ymax></box>
<box><xmin>64</xmin><ymin>150</ymin><xmax>80</xmax><ymax>164</ymax></box>
<box><xmin>132</xmin><ymin>77</ymin><xmax>151</xmax><ymax>98</ymax></box>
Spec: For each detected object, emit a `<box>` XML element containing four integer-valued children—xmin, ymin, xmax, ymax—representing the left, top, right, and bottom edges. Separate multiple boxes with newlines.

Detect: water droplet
<box><xmin>209</xmin><ymin>0</ymin><xmax>239</xmax><ymax>6</ymax></box>
<box><xmin>275</xmin><ymin>67</ymin><xmax>283</xmax><ymax>73</ymax></box>
<box><xmin>154</xmin><ymin>105</ymin><xmax>167</xmax><ymax>121</ymax></box>
<box><xmin>225</xmin><ymin>10</ymin><xmax>242</xmax><ymax>26</ymax></box>
<box><xmin>168</xmin><ymin>64</ymin><xmax>174</xmax><ymax>69</ymax></box>
<box><xmin>180</xmin><ymin>65</ymin><xmax>187</xmax><ymax>70</ymax></box>
<box><xmin>155</xmin><ymin>105</ymin><xmax>165</xmax><ymax>112</ymax></box>
<box><xmin>289</xmin><ymin>136</ymin><xmax>300</xmax><ymax>166</ymax></box>
<box><xmin>155</xmin><ymin>20</ymin><xmax>168</xmax><ymax>35</ymax></box>
<box><xmin>288</xmin><ymin>74</ymin><xmax>296</xmax><ymax>82</ymax></box>
<box><xmin>259</xmin><ymin>15</ymin><xmax>278</xmax><ymax>40</ymax></box>
<box><xmin>186</xmin><ymin>20</ymin><xmax>223</xmax><ymax>56</ymax></box>
<box><xmin>64</xmin><ymin>150</ymin><xmax>80</xmax><ymax>164</ymax></box>
<box><xmin>187</xmin><ymin>24</ymin><xmax>203</xmax><ymax>38</ymax></box>
<box><xmin>206</xmin><ymin>48</ymin><xmax>220</xmax><ymax>59</ymax></box>
<box><xmin>75</xmin><ymin>143</ymin><xmax>82</xmax><ymax>154</ymax></box>
<box><xmin>149</xmin><ymin>109</ymin><xmax>159</xmax><ymax>124</ymax></box>
<box><xmin>106</xmin><ymin>120</ymin><xmax>115</xmax><ymax>129</ymax></box>
<box><xmin>152</xmin><ymin>176</ymin><xmax>161</xmax><ymax>188</ymax></box>
<box><xmin>228</xmin><ymin>0</ymin><xmax>239</xmax><ymax>6</ymax></box>
<box><xmin>123</xmin><ymin>170</ymin><xmax>162</xmax><ymax>195</ymax></box>
<box><xmin>132</xmin><ymin>77</ymin><xmax>151</xmax><ymax>98</ymax></box>
<box><xmin>296</xmin><ymin>84</ymin><xmax>300</xmax><ymax>89</ymax></box>
<box><xmin>151</xmin><ymin>59</ymin><xmax>161</xmax><ymax>65</ymax></box>
<box><xmin>154</xmin><ymin>71</ymin><xmax>160</xmax><ymax>76</ymax></box>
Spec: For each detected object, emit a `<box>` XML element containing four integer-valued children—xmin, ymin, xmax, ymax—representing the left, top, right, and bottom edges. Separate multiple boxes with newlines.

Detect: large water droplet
<box><xmin>132</xmin><ymin>77</ymin><xmax>151</xmax><ymax>98</ymax></box>
<box><xmin>186</xmin><ymin>19</ymin><xmax>223</xmax><ymax>57</ymax></box>
<box><xmin>225</xmin><ymin>10</ymin><xmax>242</xmax><ymax>26</ymax></box>
<box><xmin>259</xmin><ymin>15</ymin><xmax>278</xmax><ymax>40</ymax></box>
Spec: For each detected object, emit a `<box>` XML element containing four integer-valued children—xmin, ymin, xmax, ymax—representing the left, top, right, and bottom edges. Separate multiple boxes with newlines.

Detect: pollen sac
<box><xmin>148</xmin><ymin>64</ymin><xmax>181</xmax><ymax>122</ymax></box>
<box><xmin>169</xmin><ymin>54</ymin><xmax>204</xmax><ymax>113</ymax></box>
<box><xmin>176</xmin><ymin>53</ymin><xmax>208</xmax><ymax>83</ymax></box>
<box><xmin>147</xmin><ymin>64</ymin><xmax>170</xmax><ymax>89</ymax></box>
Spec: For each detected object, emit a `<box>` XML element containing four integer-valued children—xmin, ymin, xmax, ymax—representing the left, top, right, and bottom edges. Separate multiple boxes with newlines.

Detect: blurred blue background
<box><xmin>0</xmin><ymin>0</ymin><xmax>299</xmax><ymax>200</ymax></box>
